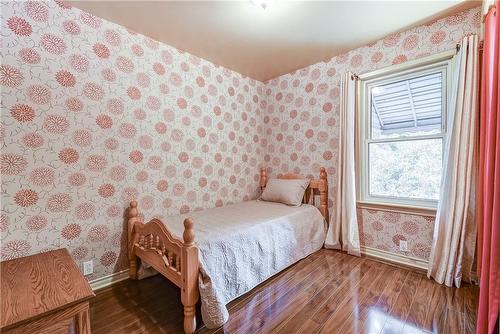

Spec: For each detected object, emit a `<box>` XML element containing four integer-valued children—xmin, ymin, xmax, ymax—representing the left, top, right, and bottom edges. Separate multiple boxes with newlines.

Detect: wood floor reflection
<box><xmin>90</xmin><ymin>249</ymin><xmax>479</xmax><ymax>334</ymax></box>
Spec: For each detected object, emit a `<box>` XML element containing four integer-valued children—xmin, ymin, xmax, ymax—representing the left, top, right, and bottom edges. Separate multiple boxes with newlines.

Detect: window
<box><xmin>358</xmin><ymin>53</ymin><xmax>453</xmax><ymax>210</ymax></box>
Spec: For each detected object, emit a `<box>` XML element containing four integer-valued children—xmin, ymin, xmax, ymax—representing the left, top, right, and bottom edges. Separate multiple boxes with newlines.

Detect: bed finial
<box><xmin>183</xmin><ymin>218</ymin><xmax>195</xmax><ymax>246</ymax></box>
<box><xmin>320</xmin><ymin>167</ymin><xmax>327</xmax><ymax>180</ymax></box>
<box><xmin>129</xmin><ymin>201</ymin><xmax>138</xmax><ymax>218</ymax></box>
<box><xmin>260</xmin><ymin>167</ymin><xmax>268</xmax><ymax>190</ymax></box>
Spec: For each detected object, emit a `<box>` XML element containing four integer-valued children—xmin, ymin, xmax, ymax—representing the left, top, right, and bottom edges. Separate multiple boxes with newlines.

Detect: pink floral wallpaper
<box><xmin>0</xmin><ymin>0</ymin><xmax>481</xmax><ymax>281</ymax></box>
<box><xmin>0</xmin><ymin>0</ymin><xmax>266</xmax><ymax>279</ymax></box>
<box><xmin>262</xmin><ymin>6</ymin><xmax>481</xmax><ymax>260</ymax></box>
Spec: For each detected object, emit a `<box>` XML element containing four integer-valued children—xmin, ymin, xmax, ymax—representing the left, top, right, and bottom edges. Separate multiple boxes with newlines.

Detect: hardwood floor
<box><xmin>90</xmin><ymin>249</ymin><xmax>479</xmax><ymax>334</ymax></box>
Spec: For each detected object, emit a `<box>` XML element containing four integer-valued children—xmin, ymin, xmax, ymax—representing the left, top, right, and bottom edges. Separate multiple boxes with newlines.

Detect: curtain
<box><xmin>477</xmin><ymin>2</ymin><xmax>499</xmax><ymax>333</ymax></box>
<box><xmin>324</xmin><ymin>72</ymin><xmax>360</xmax><ymax>256</ymax></box>
<box><xmin>482</xmin><ymin>0</ymin><xmax>496</xmax><ymax>17</ymax></box>
<box><xmin>427</xmin><ymin>35</ymin><xmax>479</xmax><ymax>287</ymax></box>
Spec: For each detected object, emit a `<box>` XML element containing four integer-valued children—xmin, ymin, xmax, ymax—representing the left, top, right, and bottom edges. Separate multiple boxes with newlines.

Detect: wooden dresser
<box><xmin>0</xmin><ymin>249</ymin><xmax>95</xmax><ymax>334</ymax></box>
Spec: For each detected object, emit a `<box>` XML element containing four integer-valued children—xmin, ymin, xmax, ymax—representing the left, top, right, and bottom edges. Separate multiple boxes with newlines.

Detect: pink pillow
<box><xmin>260</xmin><ymin>178</ymin><xmax>310</xmax><ymax>206</ymax></box>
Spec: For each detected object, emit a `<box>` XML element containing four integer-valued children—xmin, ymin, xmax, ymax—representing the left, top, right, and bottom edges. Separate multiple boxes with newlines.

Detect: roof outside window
<box><xmin>371</xmin><ymin>71</ymin><xmax>443</xmax><ymax>134</ymax></box>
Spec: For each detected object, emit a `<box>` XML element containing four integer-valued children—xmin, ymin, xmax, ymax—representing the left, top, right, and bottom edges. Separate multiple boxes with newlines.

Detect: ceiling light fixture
<box><xmin>251</xmin><ymin>0</ymin><xmax>274</xmax><ymax>10</ymax></box>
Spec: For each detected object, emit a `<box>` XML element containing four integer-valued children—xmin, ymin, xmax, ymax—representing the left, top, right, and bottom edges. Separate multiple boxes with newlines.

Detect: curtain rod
<box><xmin>456</xmin><ymin>41</ymin><xmax>484</xmax><ymax>53</ymax></box>
<box><xmin>351</xmin><ymin>42</ymin><xmax>482</xmax><ymax>81</ymax></box>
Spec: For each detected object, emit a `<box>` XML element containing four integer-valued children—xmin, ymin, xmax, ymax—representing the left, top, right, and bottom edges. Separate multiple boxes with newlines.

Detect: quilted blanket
<box><xmin>156</xmin><ymin>200</ymin><xmax>326</xmax><ymax>328</ymax></box>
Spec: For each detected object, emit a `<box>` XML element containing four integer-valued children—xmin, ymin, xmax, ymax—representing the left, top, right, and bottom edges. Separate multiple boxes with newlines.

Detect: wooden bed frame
<box><xmin>127</xmin><ymin>167</ymin><xmax>328</xmax><ymax>333</ymax></box>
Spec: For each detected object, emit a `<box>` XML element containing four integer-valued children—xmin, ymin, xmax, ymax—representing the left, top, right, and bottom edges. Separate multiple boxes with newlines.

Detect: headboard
<box><xmin>259</xmin><ymin>167</ymin><xmax>329</xmax><ymax>220</ymax></box>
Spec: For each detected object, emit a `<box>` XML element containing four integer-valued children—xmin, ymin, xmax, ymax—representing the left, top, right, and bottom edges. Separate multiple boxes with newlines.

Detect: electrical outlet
<box><xmin>83</xmin><ymin>260</ymin><xmax>93</xmax><ymax>275</ymax></box>
<box><xmin>399</xmin><ymin>240</ymin><xmax>408</xmax><ymax>252</ymax></box>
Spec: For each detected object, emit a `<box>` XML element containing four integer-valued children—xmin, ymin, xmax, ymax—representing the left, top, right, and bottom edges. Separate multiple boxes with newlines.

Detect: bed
<box><xmin>127</xmin><ymin>167</ymin><xmax>329</xmax><ymax>333</ymax></box>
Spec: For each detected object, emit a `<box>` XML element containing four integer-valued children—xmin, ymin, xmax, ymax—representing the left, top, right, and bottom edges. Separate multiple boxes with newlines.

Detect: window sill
<box><xmin>356</xmin><ymin>201</ymin><xmax>437</xmax><ymax>217</ymax></box>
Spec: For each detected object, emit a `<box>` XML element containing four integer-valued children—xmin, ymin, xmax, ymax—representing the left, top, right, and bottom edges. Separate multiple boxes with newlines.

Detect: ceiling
<box><xmin>70</xmin><ymin>0</ymin><xmax>479</xmax><ymax>82</ymax></box>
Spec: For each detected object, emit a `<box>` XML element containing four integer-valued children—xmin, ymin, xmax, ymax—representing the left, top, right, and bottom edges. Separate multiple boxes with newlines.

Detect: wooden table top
<box><xmin>0</xmin><ymin>248</ymin><xmax>95</xmax><ymax>329</ymax></box>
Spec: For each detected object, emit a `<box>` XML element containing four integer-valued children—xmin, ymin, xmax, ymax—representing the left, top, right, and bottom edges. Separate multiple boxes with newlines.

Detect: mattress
<box><xmin>159</xmin><ymin>200</ymin><xmax>327</xmax><ymax>329</ymax></box>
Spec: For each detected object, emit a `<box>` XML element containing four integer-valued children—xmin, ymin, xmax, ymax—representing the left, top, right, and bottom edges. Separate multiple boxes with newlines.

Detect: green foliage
<box><xmin>369</xmin><ymin>138</ymin><xmax>442</xmax><ymax>200</ymax></box>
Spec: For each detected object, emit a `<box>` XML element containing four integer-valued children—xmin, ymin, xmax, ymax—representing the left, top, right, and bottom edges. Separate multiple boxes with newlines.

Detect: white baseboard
<box><xmin>360</xmin><ymin>246</ymin><xmax>429</xmax><ymax>271</ymax></box>
<box><xmin>89</xmin><ymin>269</ymin><xmax>129</xmax><ymax>291</ymax></box>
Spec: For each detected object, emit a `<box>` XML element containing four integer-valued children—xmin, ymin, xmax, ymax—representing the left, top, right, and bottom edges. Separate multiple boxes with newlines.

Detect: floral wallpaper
<box><xmin>262</xmin><ymin>6</ymin><xmax>481</xmax><ymax>260</ymax></box>
<box><xmin>0</xmin><ymin>0</ymin><xmax>266</xmax><ymax>280</ymax></box>
<box><xmin>0</xmin><ymin>0</ymin><xmax>481</xmax><ymax>281</ymax></box>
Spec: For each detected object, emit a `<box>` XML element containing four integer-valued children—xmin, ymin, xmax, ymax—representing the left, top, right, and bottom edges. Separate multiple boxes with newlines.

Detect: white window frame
<box><xmin>356</xmin><ymin>50</ymin><xmax>455</xmax><ymax>214</ymax></box>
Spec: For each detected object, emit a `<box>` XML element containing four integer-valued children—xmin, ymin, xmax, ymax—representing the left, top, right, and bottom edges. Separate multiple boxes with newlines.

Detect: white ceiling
<box><xmin>70</xmin><ymin>0</ymin><xmax>479</xmax><ymax>82</ymax></box>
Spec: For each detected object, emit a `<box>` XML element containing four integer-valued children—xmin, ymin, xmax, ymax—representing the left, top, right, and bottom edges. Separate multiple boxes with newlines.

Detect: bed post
<box><xmin>319</xmin><ymin>167</ymin><xmax>329</xmax><ymax>220</ymax></box>
<box><xmin>128</xmin><ymin>201</ymin><xmax>139</xmax><ymax>280</ymax></box>
<box><xmin>181</xmin><ymin>218</ymin><xmax>199</xmax><ymax>334</ymax></box>
<box><xmin>260</xmin><ymin>167</ymin><xmax>267</xmax><ymax>191</ymax></box>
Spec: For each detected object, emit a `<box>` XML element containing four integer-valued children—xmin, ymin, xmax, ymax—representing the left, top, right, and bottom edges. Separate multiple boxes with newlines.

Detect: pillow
<box><xmin>260</xmin><ymin>178</ymin><xmax>310</xmax><ymax>206</ymax></box>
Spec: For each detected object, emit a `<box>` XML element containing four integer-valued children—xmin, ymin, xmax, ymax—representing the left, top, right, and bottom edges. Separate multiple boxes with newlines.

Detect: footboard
<box><xmin>127</xmin><ymin>201</ymin><xmax>199</xmax><ymax>334</ymax></box>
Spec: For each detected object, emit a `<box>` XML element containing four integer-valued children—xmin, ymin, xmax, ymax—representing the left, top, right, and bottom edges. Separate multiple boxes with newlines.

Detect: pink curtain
<box><xmin>477</xmin><ymin>2</ymin><xmax>500</xmax><ymax>334</ymax></box>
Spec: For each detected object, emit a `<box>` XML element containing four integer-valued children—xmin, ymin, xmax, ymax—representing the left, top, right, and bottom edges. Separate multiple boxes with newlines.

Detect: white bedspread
<box><xmin>160</xmin><ymin>200</ymin><xmax>326</xmax><ymax>328</ymax></box>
